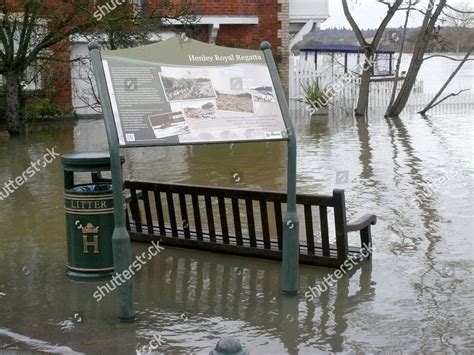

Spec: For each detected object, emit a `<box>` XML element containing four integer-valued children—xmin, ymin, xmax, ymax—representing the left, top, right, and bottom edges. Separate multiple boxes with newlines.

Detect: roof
<box><xmin>300</xmin><ymin>44</ymin><xmax>394</xmax><ymax>54</ymax></box>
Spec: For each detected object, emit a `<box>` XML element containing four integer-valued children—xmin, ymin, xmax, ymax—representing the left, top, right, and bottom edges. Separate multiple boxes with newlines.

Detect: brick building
<box><xmin>51</xmin><ymin>0</ymin><xmax>328</xmax><ymax>115</ymax></box>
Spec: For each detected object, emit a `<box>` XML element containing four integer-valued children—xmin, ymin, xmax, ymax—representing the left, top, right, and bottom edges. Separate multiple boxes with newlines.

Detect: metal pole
<box><xmin>261</xmin><ymin>41</ymin><xmax>299</xmax><ymax>294</ymax></box>
<box><xmin>88</xmin><ymin>42</ymin><xmax>136</xmax><ymax>321</ymax></box>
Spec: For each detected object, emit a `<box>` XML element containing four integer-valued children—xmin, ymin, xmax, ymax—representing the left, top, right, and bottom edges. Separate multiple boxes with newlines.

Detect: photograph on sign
<box><xmin>159</xmin><ymin>67</ymin><xmax>216</xmax><ymax>102</ymax></box>
<box><xmin>148</xmin><ymin>112</ymin><xmax>190</xmax><ymax>139</ymax></box>
<box><xmin>182</xmin><ymin>101</ymin><xmax>217</xmax><ymax>121</ymax></box>
<box><xmin>216</xmin><ymin>91</ymin><xmax>255</xmax><ymax>113</ymax></box>
<box><xmin>101</xmin><ymin>39</ymin><xmax>288</xmax><ymax>146</ymax></box>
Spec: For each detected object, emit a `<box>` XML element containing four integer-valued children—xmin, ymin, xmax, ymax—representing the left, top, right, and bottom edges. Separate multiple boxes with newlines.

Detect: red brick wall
<box><xmin>46</xmin><ymin>43</ymin><xmax>73</xmax><ymax>108</ymax></box>
<box><xmin>191</xmin><ymin>0</ymin><xmax>282</xmax><ymax>55</ymax></box>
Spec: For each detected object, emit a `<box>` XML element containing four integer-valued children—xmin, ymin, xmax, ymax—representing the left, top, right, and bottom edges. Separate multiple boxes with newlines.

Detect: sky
<box><xmin>321</xmin><ymin>0</ymin><xmax>468</xmax><ymax>29</ymax></box>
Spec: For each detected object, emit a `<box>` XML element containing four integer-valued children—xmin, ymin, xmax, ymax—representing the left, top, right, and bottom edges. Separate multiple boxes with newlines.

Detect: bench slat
<box><xmin>232</xmin><ymin>198</ymin><xmax>243</xmax><ymax>246</ymax></box>
<box><xmin>319</xmin><ymin>206</ymin><xmax>330</xmax><ymax>256</ymax></box>
<box><xmin>154</xmin><ymin>191</ymin><xmax>166</xmax><ymax>236</ymax></box>
<box><xmin>179</xmin><ymin>193</ymin><xmax>191</xmax><ymax>239</ymax></box>
<box><xmin>218</xmin><ymin>197</ymin><xmax>230</xmax><ymax>244</ymax></box>
<box><xmin>130</xmin><ymin>188</ymin><xmax>142</xmax><ymax>233</ymax></box>
<box><xmin>192</xmin><ymin>195</ymin><xmax>203</xmax><ymax>240</ymax></box>
<box><xmin>274</xmin><ymin>202</ymin><xmax>283</xmax><ymax>250</ymax></box>
<box><xmin>260</xmin><ymin>201</ymin><xmax>271</xmax><ymax>249</ymax></box>
<box><xmin>246</xmin><ymin>200</ymin><xmax>257</xmax><ymax>247</ymax></box>
<box><xmin>166</xmin><ymin>192</ymin><xmax>178</xmax><ymax>237</ymax></box>
<box><xmin>333</xmin><ymin>189</ymin><xmax>348</xmax><ymax>260</ymax></box>
<box><xmin>142</xmin><ymin>190</ymin><xmax>154</xmax><ymax>234</ymax></box>
<box><xmin>304</xmin><ymin>205</ymin><xmax>315</xmax><ymax>254</ymax></box>
<box><xmin>205</xmin><ymin>196</ymin><xmax>216</xmax><ymax>242</ymax></box>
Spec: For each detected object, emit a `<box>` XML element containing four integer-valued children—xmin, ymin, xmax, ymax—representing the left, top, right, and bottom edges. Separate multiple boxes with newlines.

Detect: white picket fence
<box><xmin>287</xmin><ymin>56</ymin><xmax>473</xmax><ymax>114</ymax></box>
<box><xmin>290</xmin><ymin>58</ymin><xmax>423</xmax><ymax>97</ymax></box>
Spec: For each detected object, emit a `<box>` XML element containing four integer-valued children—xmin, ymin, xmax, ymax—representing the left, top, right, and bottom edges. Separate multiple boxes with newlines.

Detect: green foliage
<box><xmin>202</xmin><ymin>102</ymin><xmax>214</xmax><ymax>109</ymax></box>
<box><xmin>25</xmin><ymin>98</ymin><xmax>72</xmax><ymax>120</ymax></box>
<box><xmin>300</xmin><ymin>79</ymin><xmax>329</xmax><ymax>108</ymax></box>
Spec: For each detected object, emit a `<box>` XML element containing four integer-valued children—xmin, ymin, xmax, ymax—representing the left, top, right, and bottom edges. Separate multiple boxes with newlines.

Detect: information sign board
<box><xmin>101</xmin><ymin>37</ymin><xmax>289</xmax><ymax>146</ymax></box>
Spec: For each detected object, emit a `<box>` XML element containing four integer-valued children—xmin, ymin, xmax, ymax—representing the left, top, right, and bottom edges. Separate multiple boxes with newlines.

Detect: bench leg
<box><xmin>129</xmin><ymin>194</ymin><xmax>142</xmax><ymax>232</ymax></box>
<box><xmin>125</xmin><ymin>207</ymin><xmax>131</xmax><ymax>232</ymax></box>
<box><xmin>360</xmin><ymin>227</ymin><xmax>372</xmax><ymax>259</ymax></box>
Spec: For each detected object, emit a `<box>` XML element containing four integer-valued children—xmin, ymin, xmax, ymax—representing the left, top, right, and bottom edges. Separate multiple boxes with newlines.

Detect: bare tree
<box><xmin>342</xmin><ymin>0</ymin><xmax>404</xmax><ymax>116</ymax></box>
<box><xmin>386</xmin><ymin>0</ymin><xmax>448</xmax><ymax>117</ymax></box>
<box><xmin>0</xmin><ymin>0</ymin><xmax>195</xmax><ymax>135</ymax></box>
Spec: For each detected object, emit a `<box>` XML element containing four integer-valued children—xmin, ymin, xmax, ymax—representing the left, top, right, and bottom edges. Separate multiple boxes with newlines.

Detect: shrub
<box><xmin>300</xmin><ymin>79</ymin><xmax>329</xmax><ymax>109</ymax></box>
<box><xmin>25</xmin><ymin>97</ymin><xmax>72</xmax><ymax>120</ymax></box>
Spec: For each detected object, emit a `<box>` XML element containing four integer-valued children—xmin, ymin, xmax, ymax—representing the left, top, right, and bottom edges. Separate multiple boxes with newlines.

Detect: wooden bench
<box><xmin>93</xmin><ymin>174</ymin><xmax>376</xmax><ymax>268</ymax></box>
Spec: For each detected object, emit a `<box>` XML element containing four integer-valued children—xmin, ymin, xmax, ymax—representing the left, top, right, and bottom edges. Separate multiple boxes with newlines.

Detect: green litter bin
<box><xmin>61</xmin><ymin>152</ymin><xmax>125</xmax><ymax>279</ymax></box>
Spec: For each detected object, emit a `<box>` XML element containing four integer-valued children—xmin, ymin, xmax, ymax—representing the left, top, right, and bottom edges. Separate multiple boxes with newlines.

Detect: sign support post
<box><xmin>261</xmin><ymin>42</ymin><xmax>299</xmax><ymax>294</ymax></box>
<box><xmin>89</xmin><ymin>42</ymin><xmax>136</xmax><ymax>321</ymax></box>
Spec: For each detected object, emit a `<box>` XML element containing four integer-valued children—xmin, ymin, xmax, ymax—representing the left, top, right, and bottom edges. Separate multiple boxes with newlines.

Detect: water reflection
<box><xmin>387</xmin><ymin>115</ymin><xmax>442</xmax><ymax>248</ymax></box>
<box><xmin>134</xmin><ymin>246</ymin><xmax>374</xmax><ymax>353</ymax></box>
<box><xmin>384</xmin><ymin>115</ymin><xmax>467</xmax><ymax>353</ymax></box>
<box><xmin>355</xmin><ymin>116</ymin><xmax>374</xmax><ymax>181</ymax></box>
<box><xmin>306</xmin><ymin>264</ymin><xmax>375</xmax><ymax>352</ymax></box>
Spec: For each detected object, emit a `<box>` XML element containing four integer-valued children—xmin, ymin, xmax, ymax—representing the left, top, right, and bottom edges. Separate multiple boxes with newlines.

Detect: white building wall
<box><xmin>289</xmin><ymin>0</ymin><xmax>329</xmax><ymax>23</ymax></box>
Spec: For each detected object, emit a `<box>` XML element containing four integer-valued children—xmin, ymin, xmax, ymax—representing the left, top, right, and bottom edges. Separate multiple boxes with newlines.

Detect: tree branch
<box><xmin>423</xmin><ymin>54</ymin><xmax>474</xmax><ymax>62</ymax></box>
<box><xmin>373</xmin><ymin>0</ymin><xmax>404</xmax><ymax>47</ymax></box>
<box><xmin>419</xmin><ymin>47</ymin><xmax>472</xmax><ymax>114</ymax></box>
<box><xmin>445</xmin><ymin>4</ymin><xmax>474</xmax><ymax>14</ymax></box>
<box><xmin>341</xmin><ymin>0</ymin><xmax>367</xmax><ymax>46</ymax></box>
<box><xmin>419</xmin><ymin>89</ymin><xmax>470</xmax><ymax>114</ymax></box>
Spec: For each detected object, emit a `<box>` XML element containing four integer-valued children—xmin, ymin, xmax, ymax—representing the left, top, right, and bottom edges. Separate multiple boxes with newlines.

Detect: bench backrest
<box><xmin>113</xmin><ymin>178</ymin><xmax>349</xmax><ymax>261</ymax></box>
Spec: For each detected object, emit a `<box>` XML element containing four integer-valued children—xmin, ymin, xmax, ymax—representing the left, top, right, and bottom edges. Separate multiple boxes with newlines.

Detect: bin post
<box><xmin>89</xmin><ymin>42</ymin><xmax>136</xmax><ymax>322</ymax></box>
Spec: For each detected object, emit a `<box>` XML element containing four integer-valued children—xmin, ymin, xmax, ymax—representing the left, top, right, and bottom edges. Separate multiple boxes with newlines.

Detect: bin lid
<box><xmin>61</xmin><ymin>151</ymin><xmax>125</xmax><ymax>169</ymax></box>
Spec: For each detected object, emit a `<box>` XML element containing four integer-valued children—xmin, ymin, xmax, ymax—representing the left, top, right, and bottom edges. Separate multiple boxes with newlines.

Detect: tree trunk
<box><xmin>387</xmin><ymin>0</ymin><xmax>447</xmax><ymax>117</ymax></box>
<box><xmin>355</xmin><ymin>54</ymin><xmax>372</xmax><ymax>116</ymax></box>
<box><xmin>386</xmin><ymin>1</ymin><xmax>412</xmax><ymax>117</ymax></box>
<box><xmin>5</xmin><ymin>71</ymin><xmax>23</xmax><ymax>135</ymax></box>
<box><xmin>388</xmin><ymin>33</ymin><xmax>429</xmax><ymax>117</ymax></box>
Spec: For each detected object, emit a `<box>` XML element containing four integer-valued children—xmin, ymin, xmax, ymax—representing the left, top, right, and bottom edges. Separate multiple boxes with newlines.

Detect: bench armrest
<box><xmin>347</xmin><ymin>214</ymin><xmax>377</xmax><ymax>232</ymax></box>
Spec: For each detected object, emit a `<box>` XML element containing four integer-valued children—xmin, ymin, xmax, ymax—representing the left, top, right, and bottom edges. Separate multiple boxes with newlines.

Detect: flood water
<box><xmin>0</xmin><ymin>57</ymin><xmax>473</xmax><ymax>354</ymax></box>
